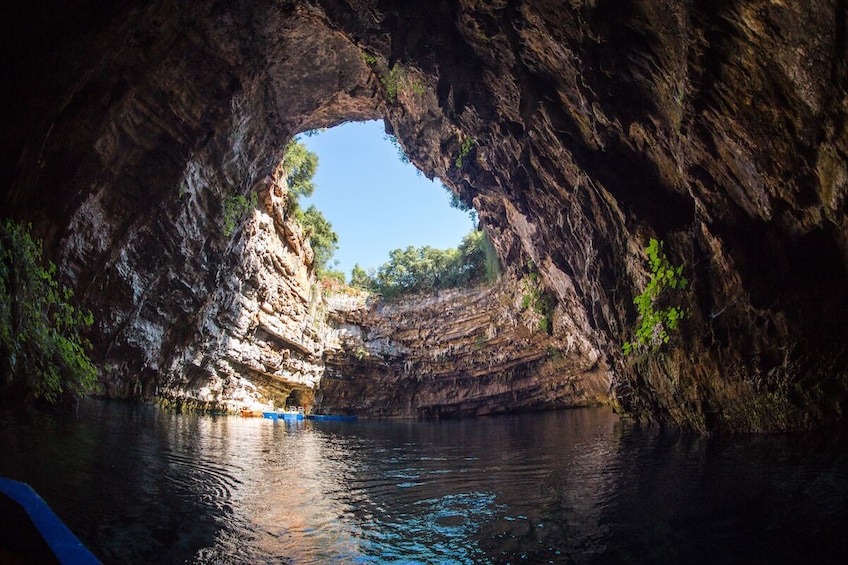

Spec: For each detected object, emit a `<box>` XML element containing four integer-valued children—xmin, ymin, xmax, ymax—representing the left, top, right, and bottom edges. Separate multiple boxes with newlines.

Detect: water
<box><xmin>2</xmin><ymin>400</ymin><xmax>848</xmax><ymax>564</ymax></box>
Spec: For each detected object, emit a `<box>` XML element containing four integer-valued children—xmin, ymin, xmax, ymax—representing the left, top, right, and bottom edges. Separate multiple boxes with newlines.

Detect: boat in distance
<box><xmin>262</xmin><ymin>407</ymin><xmax>304</xmax><ymax>421</ymax></box>
<box><xmin>260</xmin><ymin>406</ymin><xmax>357</xmax><ymax>422</ymax></box>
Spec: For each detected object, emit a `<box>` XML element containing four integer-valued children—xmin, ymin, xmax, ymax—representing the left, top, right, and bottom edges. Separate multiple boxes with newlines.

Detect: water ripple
<box><xmin>4</xmin><ymin>403</ymin><xmax>848</xmax><ymax>564</ymax></box>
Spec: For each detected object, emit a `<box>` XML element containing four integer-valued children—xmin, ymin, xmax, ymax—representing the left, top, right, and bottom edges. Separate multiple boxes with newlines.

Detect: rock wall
<box><xmin>318</xmin><ymin>0</ymin><xmax>848</xmax><ymax>431</ymax></box>
<box><xmin>1</xmin><ymin>0</ymin><xmax>846</xmax><ymax>431</ymax></box>
<box><xmin>1</xmin><ymin>1</ymin><xmax>374</xmax><ymax>412</ymax></box>
<box><xmin>320</xmin><ymin>277</ymin><xmax>609</xmax><ymax>418</ymax></box>
<box><xmin>61</xmin><ymin>128</ymin><xmax>330</xmax><ymax>412</ymax></box>
<box><xmin>156</xmin><ymin>175</ymin><xmax>328</xmax><ymax>412</ymax></box>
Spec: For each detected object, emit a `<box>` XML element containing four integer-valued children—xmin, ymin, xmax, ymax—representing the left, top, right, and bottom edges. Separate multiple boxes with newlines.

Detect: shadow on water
<box><xmin>587</xmin><ymin>425</ymin><xmax>848</xmax><ymax>565</ymax></box>
<box><xmin>0</xmin><ymin>401</ymin><xmax>240</xmax><ymax>563</ymax></box>
<box><xmin>1</xmin><ymin>399</ymin><xmax>848</xmax><ymax>564</ymax></box>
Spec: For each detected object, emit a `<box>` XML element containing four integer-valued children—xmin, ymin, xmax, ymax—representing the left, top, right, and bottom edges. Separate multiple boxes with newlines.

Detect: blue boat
<box><xmin>0</xmin><ymin>477</ymin><xmax>100</xmax><ymax>564</ymax></box>
<box><xmin>306</xmin><ymin>414</ymin><xmax>358</xmax><ymax>422</ymax></box>
<box><xmin>262</xmin><ymin>409</ymin><xmax>304</xmax><ymax>421</ymax></box>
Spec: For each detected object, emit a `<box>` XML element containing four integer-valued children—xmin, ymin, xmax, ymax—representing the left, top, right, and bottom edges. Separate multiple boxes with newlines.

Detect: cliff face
<box><xmin>1</xmin><ymin>1</ymin><xmax>372</xmax><ymax>412</ymax></box>
<box><xmin>320</xmin><ymin>277</ymin><xmax>608</xmax><ymax>418</ymax></box>
<box><xmin>1</xmin><ymin>0</ymin><xmax>846</xmax><ymax>431</ymax></box>
<box><xmin>59</xmin><ymin>138</ymin><xmax>329</xmax><ymax>412</ymax></box>
<box><xmin>156</xmin><ymin>177</ymin><xmax>328</xmax><ymax>412</ymax></box>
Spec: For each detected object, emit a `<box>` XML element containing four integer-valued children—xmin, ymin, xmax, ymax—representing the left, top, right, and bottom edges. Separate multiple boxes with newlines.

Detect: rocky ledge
<box><xmin>320</xmin><ymin>276</ymin><xmax>608</xmax><ymax>418</ymax></box>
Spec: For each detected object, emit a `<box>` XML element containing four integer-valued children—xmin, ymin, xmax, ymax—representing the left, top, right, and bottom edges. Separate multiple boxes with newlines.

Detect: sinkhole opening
<box><xmin>290</xmin><ymin>120</ymin><xmax>500</xmax><ymax>297</ymax></box>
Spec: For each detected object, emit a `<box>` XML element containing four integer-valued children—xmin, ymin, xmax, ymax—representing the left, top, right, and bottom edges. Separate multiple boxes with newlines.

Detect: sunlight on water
<box><xmin>2</xmin><ymin>401</ymin><xmax>848</xmax><ymax>564</ymax></box>
<box><xmin>188</xmin><ymin>417</ymin><xmax>560</xmax><ymax>564</ymax></box>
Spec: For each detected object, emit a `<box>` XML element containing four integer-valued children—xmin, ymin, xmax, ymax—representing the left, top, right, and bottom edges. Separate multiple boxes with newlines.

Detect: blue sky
<box><xmin>299</xmin><ymin>120</ymin><xmax>475</xmax><ymax>277</ymax></box>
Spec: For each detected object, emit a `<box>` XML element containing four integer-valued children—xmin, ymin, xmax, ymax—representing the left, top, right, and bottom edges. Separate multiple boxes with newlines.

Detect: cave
<box><xmin>1</xmin><ymin>0</ymin><xmax>847</xmax><ymax>433</ymax></box>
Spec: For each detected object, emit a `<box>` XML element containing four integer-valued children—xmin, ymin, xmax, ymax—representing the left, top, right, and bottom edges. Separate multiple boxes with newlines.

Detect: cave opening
<box><xmin>294</xmin><ymin>120</ymin><xmax>478</xmax><ymax>283</ymax></box>
<box><xmin>4</xmin><ymin>1</ymin><xmax>848</xmax><ymax>559</ymax></box>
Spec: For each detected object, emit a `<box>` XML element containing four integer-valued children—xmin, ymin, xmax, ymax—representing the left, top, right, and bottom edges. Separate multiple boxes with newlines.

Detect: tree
<box><xmin>299</xmin><ymin>205</ymin><xmax>338</xmax><ymax>274</ymax></box>
<box><xmin>283</xmin><ymin>140</ymin><xmax>318</xmax><ymax>197</ymax></box>
<box><xmin>455</xmin><ymin>230</ymin><xmax>488</xmax><ymax>285</ymax></box>
<box><xmin>282</xmin><ymin>139</ymin><xmax>339</xmax><ymax>275</ymax></box>
<box><xmin>350</xmin><ymin>264</ymin><xmax>375</xmax><ymax>290</ymax></box>
<box><xmin>368</xmin><ymin>229</ymin><xmax>499</xmax><ymax>297</ymax></box>
<box><xmin>0</xmin><ymin>220</ymin><xmax>97</xmax><ymax>404</ymax></box>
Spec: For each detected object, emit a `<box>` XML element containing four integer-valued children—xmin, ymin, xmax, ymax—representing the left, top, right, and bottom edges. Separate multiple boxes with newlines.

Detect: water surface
<box><xmin>1</xmin><ymin>400</ymin><xmax>847</xmax><ymax>563</ymax></box>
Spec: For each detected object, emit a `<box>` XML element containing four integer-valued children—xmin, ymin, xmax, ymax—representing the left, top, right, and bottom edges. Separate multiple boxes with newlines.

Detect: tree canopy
<box><xmin>284</xmin><ymin>139</ymin><xmax>339</xmax><ymax>276</ymax></box>
<box><xmin>284</xmin><ymin>139</ymin><xmax>319</xmax><ymax>198</ymax></box>
<box><xmin>351</xmin><ymin>229</ymin><xmax>500</xmax><ymax>297</ymax></box>
<box><xmin>300</xmin><ymin>204</ymin><xmax>338</xmax><ymax>273</ymax></box>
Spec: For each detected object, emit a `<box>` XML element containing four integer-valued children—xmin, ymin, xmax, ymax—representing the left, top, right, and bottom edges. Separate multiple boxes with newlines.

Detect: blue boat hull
<box><xmin>262</xmin><ymin>411</ymin><xmax>303</xmax><ymax>421</ymax></box>
<box><xmin>1</xmin><ymin>477</ymin><xmax>100</xmax><ymax>564</ymax></box>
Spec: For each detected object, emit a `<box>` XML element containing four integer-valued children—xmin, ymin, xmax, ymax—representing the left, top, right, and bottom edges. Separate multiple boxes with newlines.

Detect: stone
<box><xmin>0</xmin><ymin>0</ymin><xmax>846</xmax><ymax>431</ymax></box>
<box><xmin>320</xmin><ymin>276</ymin><xmax>608</xmax><ymax>418</ymax></box>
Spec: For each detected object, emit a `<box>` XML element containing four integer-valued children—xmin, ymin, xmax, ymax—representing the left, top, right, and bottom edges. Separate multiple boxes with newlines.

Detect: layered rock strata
<box><xmin>156</xmin><ymin>177</ymin><xmax>327</xmax><ymax>412</ymax></box>
<box><xmin>320</xmin><ymin>278</ymin><xmax>608</xmax><ymax>418</ymax></box>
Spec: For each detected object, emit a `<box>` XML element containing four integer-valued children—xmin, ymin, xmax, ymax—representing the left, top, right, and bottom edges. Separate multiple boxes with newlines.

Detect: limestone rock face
<box><xmin>1</xmin><ymin>1</ymin><xmax>366</xmax><ymax>412</ymax></box>
<box><xmin>320</xmin><ymin>277</ymin><xmax>608</xmax><ymax>418</ymax></box>
<box><xmin>156</xmin><ymin>177</ymin><xmax>327</xmax><ymax>412</ymax></box>
<box><xmin>1</xmin><ymin>0</ymin><xmax>846</xmax><ymax>430</ymax></box>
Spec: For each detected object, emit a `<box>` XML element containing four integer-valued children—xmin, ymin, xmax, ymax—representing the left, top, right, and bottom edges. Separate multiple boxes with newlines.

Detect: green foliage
<box><xmin>0</xmin><ymin>219</ymin><xmax>97</xmax><ymax>403</ymax></box>
<box><xmin>378</xmin><ymin>64</ymin><xmax>424</xmax><ymax>102</ymax></box>
<box><xmin>321</xmin><ymin>267</ymin><xmax>346</xmax><ymax>286</ymax></box>
<box><xmin>281</xmin><ymin>139</ymin><xmax>339</xmax><ymax>275</ymax></box>
<box><xmin>381</xmin><ymin>65</ymin><xmax>404</xmax><ymax>102</ymax></box>
<box><xmin>375</xmin><ymin>245</ymin><xmax>456</xmax><ymax>297</ymax></box>
<box><xmin>362</xmin><ymin>53</ymin><xmax>378</xmax><ymax>67</ymax></box>
<box><xmin>481</xmin><ymin>228</ymin><xmax>502</xmax><ymax>282</ymax></box>
<box><xmin>383</xmin><ymin>133</ymin><xmax>411</xmax><ymax>164</ymax></box>
<box><xmin>223</xmin><ymin>193</ymin><xmax>256</xmax><ymax>236</ymax></box>
<box><xmin>355</xmin><ymin>229</ymin><xmax>500</xmax><ymax>297</ymax></box>
<box><xmin>297</xmin><ymin>205</ymin><xmax>339</xmax><ymax>275</ymax></box>
<box><xmin>350</xmin><ymin>263</ymin><xmax>375</xmax><ymax>290</ymax></box>
<box><xmin>455</xmin><ymin>137</ymin><xmax>475</xmax><ymax>168</ymax></box>
<box><xmin>623</xmin><ymin>238</ymin><xmax>688</xmax><ymax>356</ymax></box>
<box><xmin>284</xmin><ymin>140</ymin><xmax>319</xmax><ymax>197</ymax></box>
<box><xmin>410</xmin><ymin>81</ymin><xmax>425</xmax><ymax>97</ymax></box>
<box><xmin>546</xmin><ymin>346</ymin><xmax>563</xmax><ymax>361</ymax></box>
<box><xmin>444</xmin><ymin>183</ymin><xmax>478</xmax><ymax>225</ymax></box>
<box><xmin>520</xmin><ymin>260</ymin><xmax>553</xmax><ymax>333</ymax></box>
<box><xmin>456</xmin><ymin>229</ymin><xmax>499</xmax><ymax>285</ymax></box>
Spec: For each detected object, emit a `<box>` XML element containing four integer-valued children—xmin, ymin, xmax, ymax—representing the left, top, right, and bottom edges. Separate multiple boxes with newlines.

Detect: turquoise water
<box><xmin>1</xmin><ymin>399</ymin><xmax>847</xmax><ymax>564</ymax></box>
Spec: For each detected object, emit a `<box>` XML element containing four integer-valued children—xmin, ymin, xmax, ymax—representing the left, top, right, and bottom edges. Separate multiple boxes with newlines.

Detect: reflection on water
<box><xmin>1</xmin><ymin>400</ymin><xmax>848</xmax><ymax>563</ymax></box>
